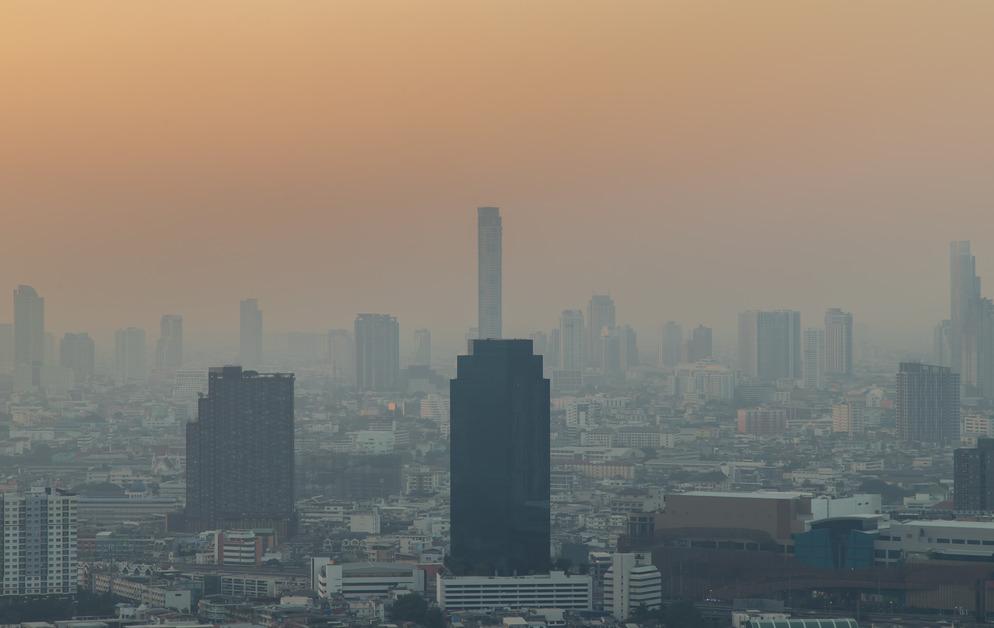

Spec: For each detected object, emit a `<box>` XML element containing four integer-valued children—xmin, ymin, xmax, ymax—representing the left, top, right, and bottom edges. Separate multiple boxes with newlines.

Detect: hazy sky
<box><xmin>3</xmin><ymin>1</ymin><xmax>994</xmax><ymax>352</ymax></box>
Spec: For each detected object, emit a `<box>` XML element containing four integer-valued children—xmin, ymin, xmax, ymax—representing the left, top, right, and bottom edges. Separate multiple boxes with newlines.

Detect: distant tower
<box><xmin>354</xmin><ymin>313</ymin><xmax>400</xmax><ymax>391</ymax></box>
<box><xmin>450</xmin><ymin>339</ymin><xmax>549</xmax><ymax>576</ymax></box>
<box><xmin>60</xmin><ymin>332</ymin><xmax>95</xmax><ymax>381</ymax></box>
<box><xmin>586</xmin><ymin>295</ymin><xmax>616</xmax><ymax>367</ymax></box>
<box><xmin>477</xmin><ymin>207</ymin><xmax>502</xmax><ymax>340</ymax></box>
<box><xmin>413</xmin><ymin>328</ymin><xmax>432</xmax><ymax>366</ymax></box>
<box><xmin>824</xmin><ymin>308</ymin><xmax>853</xmax><ymax>376</ymax></box>
<box><xmin>155</xmin><ymin>314</ymin><xmax>184</xmax><ymax>371</ymax></box>
<box><xmin>114</xmin><ymin>327</ymin><xmax>147</xmax><ymax>384</ymax></box>
<box><xmin>239</xmin><ymin>299</ymin><xmax>263</xmax><ymax>368</ymax></box>
<box><xmin>950</xmin><ymin>241</ymin><xmax>980</xmax><ymax>376</ymax></box>
<box><xmin>559</xmin><ymin>309</ymin><xmax>585</xmax><ymax>370</ymax></box>
<box><xmin>686</xmin><ymin>324</ymin><xmax>713</xmax><ymax>363</ymax></box>
<box><xmin>185</xmin><ymin>366</ymin><xmax>295</xmax><ymax>536</ymax></box>
<box><xmin>658</xmin><ymin>321</ymin><xmax>683</xmax><ymax>368</ymax></box>
<box><xmin>13</xmin><ymin>285</ymin><xmax>44</xmax><ymax>367</ymax></box>
<box><xmin>802</xmin><ymin>328</ymin><xmax>825</xmax><ymax>390</ymax></box>
<box><xmin>327</xmin><ymin>329</ymin><xmax>355</xmax><ymax>385</ymax></box>
<box><xmin>896</xmin><ymin>362</ymin><xmax>960</xmax><ymax>444</ymax></box>
<box><xmin>738</xmin><ymin>310</ymin><xmax>801</xmax><ymax>382</ymax></box>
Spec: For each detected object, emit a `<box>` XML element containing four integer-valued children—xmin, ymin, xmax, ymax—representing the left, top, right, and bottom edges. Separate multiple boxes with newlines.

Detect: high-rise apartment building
<box><xmin>831</xmin><ymin>401</ymin><xmax>864</xmax><ymax>438</ymax></box>
<box><xmin>686</xmin><ymin>324</ymin><xmax>713</xmax><ymax>363</ymax></box>
<box><xmin>954</xmin><ymin>438</ymin><xmax>994</xmax><ymax>513</ymax></box>
<box><xmin>449</xmin><ymin>339</ymin><xmax>550</xmax><ymax>576</ymax></box>
<box><xmin>824</xmin><ymin>308</ymin><xmax>853</xmax><ymax>376</ymax></box>
<box><xmin>559</xmin><ymin>309</ymin><xmax>584</xmax><ymax>371</ymax></box>
<box><xmin>738</xmin><ymin>310</ymin><xmax>801</xmax><ymax>382</ymax></box>
<box><xmin>586</xmin><ymin>295</ymin><xmax>615</xmax><ymax>367</ymax></box>
<box><xmin>0</xmin><ymin>488</ymin><xmax>78</xmax><ymax>597</ymax></box>
<box><xmin>477</xmin><ymin>206</ymin><xmax>502</xmax><ymax>340</ymax></box>
<box><xmin>802</xmin><ymin>328</ymin><xmax>825</xmax><ymax>390</ymax></box>
<box><xmin>155</xmin><ymin>314</ymin><xmax>183</xmax><ymax>371</ymax></box>
<box><xmin>354</xmin><ymin>314</ymin><xmax>400</xmax><ymax>392</ymax></box>
<box><xmin>603</xmin><ymin>553</ymin><xmax>662</xmax><ymax>620</ymax></box>
<box><xmin>896</xmin><ymin>362</ymin><xmax>960</xmax><ymax>444</ymax></box>
<box><xmin>658</xmin><ymin>321</ymin><xmax>683</xmax><ymax>368</ymax></box>
<box><xmin>185</xmin><ymin>366</ymin><xmax>295</xmax><ymax>536</ymax></box>
<box><xmin>327</xmin><ymin>329</ymin><xmax>355</xmax><ymax>386</ymax></box>
<box><xmin>413</xmin><ymin>328</ymin><xmax>431</xmax><ymax>366</ymax></box>
<box><xmin>13</xmin><ymin>285</ymin><xmax>44</xmax><ymax>367</ymax></box>
<box><xmin>114</xmin><ymin>327</ymin><xmax>147</xmax><ymax>384</ymax></box>
<box><xmin>602</xmin><ymin>325</ymin><xmax>638</xmax><ymax>377</ymax></box>
<box><xmin>60</xmin><ymin>332</ymin><xmax>95</xmax><ymax>381</ymax></box>
<box><xmin>239</xmin><ymin>298</ymin><xmax>263</xmax><ymax>368</ymax></box>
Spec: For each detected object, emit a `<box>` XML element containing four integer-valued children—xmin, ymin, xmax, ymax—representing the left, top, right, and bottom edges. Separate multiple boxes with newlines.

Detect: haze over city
<box><xmin>5</xmin><ymin>1</ymin><xmax>994</xmax><ymax>355</ymax></box>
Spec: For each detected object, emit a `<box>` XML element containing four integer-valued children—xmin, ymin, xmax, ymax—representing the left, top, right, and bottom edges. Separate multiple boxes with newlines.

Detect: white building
<box><xmin>311</xmin><ymin>559</ymin><xmax>425</xmax><ymax>600</ymax></box>
<box><xmin>603</xmin><ymin>553</ymin><xmax>662</xmax><ymax>620</ymax></box>
<box><xmin>675</xmin><ymin>361</ymin><xmax>737</xmax><ymax>403</ymax></box>
<box><xmin>436</xmin><ymin>572</ymin><xmax>592</xmax><ymax>612</ymax></box>
<box><xmin>875</xmin><ymin>520</ymin><xmax>994</xmax><ymax>565</ymax></box>
<box><xmin>1</xmin><ymin>487</ymin><xmax>78</xmax><ymax>597</ymax></box>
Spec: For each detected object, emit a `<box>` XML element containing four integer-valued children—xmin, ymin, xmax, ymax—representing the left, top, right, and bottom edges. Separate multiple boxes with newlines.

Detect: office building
<box><xmin>686</xmin><ymin>324</ymin><xmax>713</xmax><ymax>363</ymax></box>
<box><xmin>658</xmin><ymin>321</ymin><xmax>683</xmax><ymax>368</ymax></box>
<box><xmin>436</xmin><ymin>572</ymin><xmax>591</xmax><ymax>611</ymax></box>
<box><xmin>413</xmin><ymin>328</ymin><xmax>431</xmax><ymax>366</ymax></box>
<box><xmin>954</xmin><ymin>438</ymin><xmax>994</xmax><ymax>513</ymax></box>
<box><xmin>114</xmin><ymin>327</ymin><xmax>147</xmax><ymax>384</ymax></box>
<box><xmin>802</xmin><ymin>328</ymin><xmax>825</xmax><ymax>390</ymax></box>
<box><xmin>824</xmin><ymin>308</ymin><xmax>854</xmax><ymax>376</ymax></box>
<box><xmin>13</xmin><ymin>285</ymin><xmax>44</xmax><ymax>367</ymax></box>
<box><xmin>896</xmin><ymin>362</ymin><xmax>960</xmax><ymax>444</ymax></box>
<box><xmin>738</xmin><ymin>310</ymin><xmax>801</xmax><ymax>382</ymax></box>
<box><xmin>0</xmin><ymin>487</ymin><xmax>78</xmax><ymax>597</ymax></box>
<box><xmin>477</xmin><ymin>206</ymin><xmax>502</xmax><ymax>339</ymax></box>
<box><xmin>603</xmin><ymin>553</ymin><xmax>662</xmax><ymax>620</ymax></box>
<box><xmin>59</xmin><ymin>332</ymin><xmax>95</xmax><ymax>381</ymax></box>
<box><xmin>354</xmin><ymin>314</ymin><xmax>400</xmax><ymax>392</ymax></box>
<box><xmin>239</xmin><ymin>298</ymin><xmax>263</xmax><ymax>368</ymax></box>
<box><xmin>155</xmin><ymin>314</ymin><xmax>184</xmax><ymax>371</ymax></box>
<box><xmin>185</xmin><ymin>366</ymin><xmax>295</xmax><ymax>536</ymax></box>
<box><xmin>449</xmin><ymin>339</ymin><xmax>550</xmax><ymax>576</ymax></box>
<box><xmin>586</xmin><ymin>295</ymin><xmax>615</xmax><ymax>367</ymax></box>
<box><xmin>327</xmin><ymin>328</ymin><xmax>355</xmax><ymax>385</ymax></box>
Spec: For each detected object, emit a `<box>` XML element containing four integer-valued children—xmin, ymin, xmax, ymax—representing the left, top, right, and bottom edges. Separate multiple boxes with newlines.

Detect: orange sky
<box><xmin>3</xmin><ymin>1</ymin><xmax>994</xmax><ymax>351</ymax></box>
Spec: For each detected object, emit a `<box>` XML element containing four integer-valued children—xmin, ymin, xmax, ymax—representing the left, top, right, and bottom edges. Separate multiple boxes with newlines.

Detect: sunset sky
<box><xmin>3</xmin><ymin>1</ymin><xmax>994</xmax><ymax>353</ymax></box>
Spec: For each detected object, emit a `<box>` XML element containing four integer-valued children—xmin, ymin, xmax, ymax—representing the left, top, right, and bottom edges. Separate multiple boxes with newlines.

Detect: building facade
<box><xmin>896</xmin><ymin>362</ymin><xmax>960</xmax><ymax>444</ymax></box>
<box><xmin>354</xmin><ymin>314</ymin><xmax>400</xmax><ymax>392</ymax></box>
<box><xmin>0</xmin><ymin>487</ymin><xmax>78</xmax><ymax>598</ymax></box>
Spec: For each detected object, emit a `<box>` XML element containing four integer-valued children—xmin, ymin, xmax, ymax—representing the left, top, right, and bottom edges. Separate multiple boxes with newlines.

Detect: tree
<box><xmin>661</xmin><ymin>600</ymin><xmax>707</xmax><ymax>628</ymax></box>
<box><xmin>388</xmin><ymin>592</ymin><xmax>428</xmax><ymax>624</ymax></box>
<box><xmin>423</xmin><ymin>607</ymin><xmax>445</xmax><ymax>628</ymax></box>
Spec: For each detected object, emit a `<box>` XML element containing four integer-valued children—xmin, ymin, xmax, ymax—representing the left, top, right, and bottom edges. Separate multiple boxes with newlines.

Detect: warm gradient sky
<box><xmin>3</xmin><ymin>1</ymin><xmax>994</xmax><ymax>353</ymax></box>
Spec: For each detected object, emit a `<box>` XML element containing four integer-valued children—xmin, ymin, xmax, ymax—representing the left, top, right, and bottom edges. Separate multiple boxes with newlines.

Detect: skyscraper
<box><xmin>13</xmin><ymin>285</ymin><xmax>44</xmax><ymax>367</ymax></box>
<box><xmin>155</xmin><ymin>314</ymin><xmax>184</xmax><ymax>371</ymax></box>
<box><xmin>586</xmin><ymin>295</ymin><xmax>615</xmax><ymax>367</ymax></box>
<box><xmin>738</xmin><ymin>310</ymin><xmax>801</xmax><ymax>382</ymax></box>
<box><xmin>239</xmin><ymin>298</ymin><xmax>263</xmax><ymax>368</ymax></box>
<box><xmin>0</xmin><ymin>488</ymin><xmax>78</xmax><ymax>597</ymax></box>
<box><xmin>559</xmin><ymin>309</ymin><xmax>584</xmax><ymax>371</ymax></box>
<box><xmin>354</xmin><ymin>313</ymin><xmax>400</xmax><ymax>392</ymax></box>
<box><xmin>954</xmin><ymin>438</ymin><xmax>994</xmax><ymax>513</ymax></box>
<box><xmin>327</xmin><ymin>329</ymin><xmax>355</xmax><ymax>385</ymax></box>
<box><xmin>896</xmin><ymin>362</ymin><xmax>960</xmax><ymax>444</ymax></box>
<box><xmin>185</xmin><ymin>366</ymin><xmax>295</xmax><ymax>536</ymax></box>
<box><xmin>60</xmin><ymin>332</ymin><xmax>95</xmax><ymax>381</ymax></box>
<box><xmin>658</xmin><ymin>321</ymin><xmax>683</xmax><ymax>368</ymax></box>
<box><xmin>686</xmin><ymin>324</ymin><xmax>713</xmax><ymax>363</ymax></box>
<box><xmin>933</xmin><ymin>320</ymin><xmax>952</xmax><ymax>368</ymax></box>
<box><xmin>603</xmin><ymin>324</ymin><xmax>638</xmax><ymax>377</ymax></box>
<box><xmin>802</xmin><ymin>328</ymin><xmax>825</xmax><ymax>390</ymax></box>
<box><xmin>114</xmin><ymin>327</ymin><xmax>147</xmax><ymax>384</ymax></box>
<box><xmin>450</xmin><ymin>339</ymin><xmax>549</xmax><ymax>576</ymax></box>
<box><xmin>950</xmin><ymin>241</ymin><xmax>980</xmax><ymax>376</ymax></box>
<box><xmin>824</xmin><ymin>308</ymin><xmax>853</xmax><ymax>376</ymax></box>
<box><xmin>413</xmin><ymin>328</ymin><xmax>431</xmax><ymax>366</ymax></box>
<box><xmin>477</xmin><ymin>206</ymin><xmax>502</xmax><ymax>340</ymax></box>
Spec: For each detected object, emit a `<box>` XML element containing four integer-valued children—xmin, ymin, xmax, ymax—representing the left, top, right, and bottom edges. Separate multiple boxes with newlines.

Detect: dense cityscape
<box><xmin>2</xmin><ymin>205</ymin><xmax>994</xmax><ymax>628</ymax></box>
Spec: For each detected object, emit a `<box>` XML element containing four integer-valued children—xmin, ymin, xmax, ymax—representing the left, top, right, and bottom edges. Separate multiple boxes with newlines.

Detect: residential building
<box><xmin>354</xmin><ymin>314</ymin><xmax>400</xmax><ymax>392</ymax></box>
<box><xmin>114</xmin><ymin>327</ymin><xmax>147</xmax><ymax>385</ymax></box>
<box><xmin>738</xmin><ymin>310</ymin><xmax>801</xmax><ymax>382</ymax></box>
<box><xmin>824</xmin><ymin>308</ymin><xmax>853</xmax><ymax>376</ymax></box>
<box><xmin>896</xmin><ymin>362</ymin><xmax>960</xmax><ymax>444</ymax></box>
<box><xmin>59</xmin><ymin>332</ymin><xmax>95</xmax><ymax>381</ymax></box>
<box><xmin>0</xmin><ymin>487</ymin><xmax>78</xmax><ymax>597</ymax></box>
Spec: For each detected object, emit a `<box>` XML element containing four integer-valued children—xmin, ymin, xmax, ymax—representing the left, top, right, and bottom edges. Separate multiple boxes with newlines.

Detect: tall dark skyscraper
<box><xmin>477</xmin><ymin>206</ymin><xmax>502</xmax><ymax>340</ymax></box>
<box><xmin>239</xmin><ymin>298</ymin><xmax>263</xmax><ymax>368</ymax></box>
<box><xmin>954</xmin><ymin>438</ymin><xmax>994</xmax><ymax>513</ymax></box>
<box><xmin>449</xmin><ymin>339</ymin><xmax>550</xmax><ymax>576</ymax></box>
<box><xmin>686</xmin><ymin>324</ymin><xmax>713</xmax><ymax>363</ymax></box>
<box><xmin>354</xmin><ymin>313</ymin><xmax>400</xmax><ymax>392</ymax></box>
<box><xmin>13</xmin><ymin>285</ymin><xmax>44</xmax><ymax>367</ymax></box>
<box><xmin>59</xmin><ymin>332</ymin><xmax>95</xmax><ymax>381</ymax></box>
<box><xmin>738</xmin><ymin>310</ymin><xmax>801</xmax><ymax>382</ymax></box>
<box><xmin>185</xmin><ymin>366</ymin><xmax>295</xmax><ymax>536</ymax></box>
<box><xmin>896</xmin><ymin>362</ymin><xmax>960</xmax><ymax>444</ymax></box>
<box><xmin>155</xmin><ymin>314</ymin><xmax>184</xmax><ymax>371</ymax></box>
